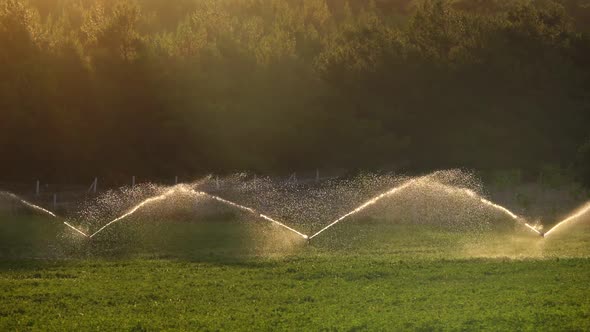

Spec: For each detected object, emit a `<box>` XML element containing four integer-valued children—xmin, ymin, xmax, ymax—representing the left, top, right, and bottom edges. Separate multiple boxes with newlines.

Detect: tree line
<box><xmin>1</xmin><ymin>0</ymin><xmax>589</xmax><ymax>186</ymax></box>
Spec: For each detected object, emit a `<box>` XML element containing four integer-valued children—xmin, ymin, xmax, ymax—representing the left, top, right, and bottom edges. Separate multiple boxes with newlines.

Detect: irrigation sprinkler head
<box><xmin>539</xmin><ymin>232</ymin><xmax>545</xmax><ymax>238</ymax></box>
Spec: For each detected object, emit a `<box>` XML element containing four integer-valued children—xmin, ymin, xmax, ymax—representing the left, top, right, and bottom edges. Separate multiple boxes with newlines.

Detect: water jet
<box><xmin>2</xmin><ymin>170</ymin><xmax>589</xmax><ymax>252</ymax></box>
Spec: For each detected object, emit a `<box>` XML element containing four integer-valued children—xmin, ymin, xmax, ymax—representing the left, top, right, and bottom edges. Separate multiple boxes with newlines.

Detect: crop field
<box><xmin>3</xmin><ymin>0</ymin><xmax>590</xmax><ymax>329</ymax></box>
<box><xmin>1</xmin><ymin>214</ymin><xmax>589</xmax><ymax>331</ymax></box>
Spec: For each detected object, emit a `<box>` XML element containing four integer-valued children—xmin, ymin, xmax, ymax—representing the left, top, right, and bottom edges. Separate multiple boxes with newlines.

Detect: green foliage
<box><xmin>0</xmin><ymin>0</ymin><xmax>589</xmax><ymax>182</ymax></box>
<box><xmin>1</xmin><ymin>256</ymin><xmax>590</xmax><ymax>330</ymax></box>
<box><xmin>1</xmin><ymin>212</ymin><xmax>590</xmax><ymax>329</ymax></box>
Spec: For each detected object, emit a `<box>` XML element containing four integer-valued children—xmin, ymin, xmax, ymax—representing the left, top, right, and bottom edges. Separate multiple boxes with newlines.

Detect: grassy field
<box><xmin>1</xmin><ymin>214</ymin><xmax>590</xmax><ymax>331</ymax></box>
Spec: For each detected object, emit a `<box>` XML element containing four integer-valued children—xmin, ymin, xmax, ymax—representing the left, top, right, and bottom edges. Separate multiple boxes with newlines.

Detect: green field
<box><xmin>1</xmin><ymin>214</ymin><xmax>590</xmax><ymax>331</ymax></box>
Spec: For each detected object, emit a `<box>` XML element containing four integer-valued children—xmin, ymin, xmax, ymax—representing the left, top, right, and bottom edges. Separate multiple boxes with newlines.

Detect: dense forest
<box><xmin>1</xmin><ymin>0</ymin><xmax>590</xmax><ymax>185</ymax></box>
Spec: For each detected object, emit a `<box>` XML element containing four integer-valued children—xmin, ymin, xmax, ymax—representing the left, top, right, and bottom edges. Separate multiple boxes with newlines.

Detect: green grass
<box><xmin>1</xmin><ymin>214</ymin><xmax>590</xmax><ymax>331</ymax></box>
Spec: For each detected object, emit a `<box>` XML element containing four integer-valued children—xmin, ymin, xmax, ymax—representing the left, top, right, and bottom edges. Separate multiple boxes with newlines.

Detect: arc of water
<box><xmin>201</xmin><ymin>192</ymin><xmax>308</xmax><ymax>239</ymax></box>
<box><xmin>477</xmin><ymin>197</ymin><xmax>542</xmax><ymax>236</ymax></box>
<box><xmin>422</xmin><ymin>186</ymin><xmax>541</xmax><ymax>235</ymax></box>
<box><xmin>1</xmin><ymin>191</ymin><xmax>88</xmax><ymax>237</ymax></box>
<box><xmin>308</xmin><ymin>171</ymin><xmax>466</xmax><ymax>240</ymax></box>
<box><xmin>308</xmin><ymin>178</ymin><xmax>421</xmax><ymax>240</ymax></box>
<box><xmin>63</xmin><ymin>222</ymin><xmax>90</xmax><ymax>237</ymax></box>
<box><xmin>308</xmin><ymin>176</ymin><xmax>543</xmax><ymax>240</ymax></box>
<box><xmin>89</xmin><ymin>187</ymin><xmax>195</xmax><ymax>238</ymax></box>
<box><xmin>5</xmin><ymin>178</ymin><xmax>589</xmax><ymax>243</ymax></box>
<box><xmin>544</xmin><ymin>201</ymin><xmax>590</xmax><ymax>238</ymax></box>
<box><xmin>88</xmin><ymin>186</ymin><xmax>308</xmax><ymax>240</ymax></box>
<box><xmin>18</xmin><ymin>199</ymin><xmax>57</xmax><ymax>218</ymax></box>
<box><xmin>259</xmin><ymin>214</ymin><xmax>308</xmax><ymax>239</ymax></box>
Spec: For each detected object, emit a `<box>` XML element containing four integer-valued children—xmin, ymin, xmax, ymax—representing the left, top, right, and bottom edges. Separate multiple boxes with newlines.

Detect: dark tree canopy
<box><xmin>1</xmin><ymin>0</ymin><xmax>589</xmax><ymax>184</ymax></box>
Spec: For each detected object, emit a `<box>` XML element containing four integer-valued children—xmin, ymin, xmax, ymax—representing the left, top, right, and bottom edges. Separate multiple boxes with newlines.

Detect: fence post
<box><xmin>175</xmin><ymin>176</ymin><xmax>178</xmax><ymax>185</ymax></box>
<box><xmin>288</xmin><ymin>172</ymin><xmax>297</xmax><ymax>184</ymax></box>
<box><xmin>94</xmin><ymin>177</ymin><xmax>98</xmax><ymax>193</ymax></box>
<box><xmin>132</xmin><ymin>176</ymin><xmax>135</xmax><ymax>187</ymax></box>
<box><xmin>36</xmin><ymin>180</ymin><xmax>40</xmax><ymax>196</ymax></box>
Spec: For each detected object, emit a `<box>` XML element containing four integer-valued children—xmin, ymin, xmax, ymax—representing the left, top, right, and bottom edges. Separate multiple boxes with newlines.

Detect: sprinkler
<box><xmin>539</xmin><ymin>232</ymin><xmax>545</xmax><ymax>238</ymax></box>
<box><xmin>303</xmin><ymin>234</ymin><xmax>310</xmax><ymax>244</ymax></box>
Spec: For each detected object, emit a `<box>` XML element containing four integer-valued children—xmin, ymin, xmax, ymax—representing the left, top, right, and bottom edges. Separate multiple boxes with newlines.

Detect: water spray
<box><xmin>1</xmin><ymin>191</ymin><xmax>89</xmax><ymax>237</ymax></box>
<box><xmin>2</xmin><ymin>173</ymin><xmax>589</xmax><ymax>245</ymax></box>
<box><xmin>83</xmin><ymin>186</ymin><xmax>309</xmax><ymax>240</ymax></box>
<box><xmin>543</xmin><ymin>201</ymin><xmax>590</xmax><ymax>238</ymax></box>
